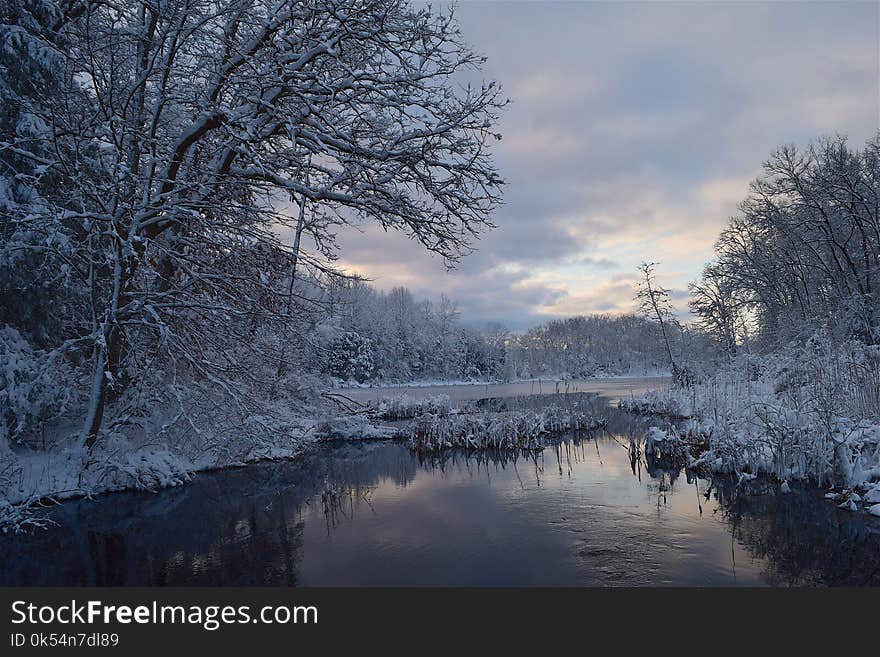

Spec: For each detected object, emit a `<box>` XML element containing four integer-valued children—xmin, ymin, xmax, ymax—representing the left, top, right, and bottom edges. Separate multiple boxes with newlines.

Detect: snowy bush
<box><xmin>314</xmin><ymin>415</ymin><xmax>398</xmax><ymax>442</ymax></box>
<box><xmin>622</xmin><ymin>336</ymin><xmax>880</xmax><ymax>510</ymax></box>
<box><xmin>328</xmin><ymin>331</ymin><xmax>376</xmax><ymax>383</ymax></box>
<box><xmin>407</xmin><ymin>407</ymin><xmax>606</xmax><ymax>452</ymax></box>
<box><xmin>93</xmin><ymin>446</ymin><xmax>194</xmax><ymax>493</ymax></box>
<box><xmin>644</xmin><ymin>427</ymin><xmax>674</xmax><ymax>457</ymax></box>
<box><xmin>618</xmin><ymin>389</ymin><xmax>689</xmax><ymax>418</ymax></box>
<box><xmin>377</xmin><ymin>394</ymin><xmax>453</xmax><ymax>420</ymax></box>
<box><xmin>0</xmin><ymin>326</ymin><xmax>76</xmax><ymax>448</ymax></box>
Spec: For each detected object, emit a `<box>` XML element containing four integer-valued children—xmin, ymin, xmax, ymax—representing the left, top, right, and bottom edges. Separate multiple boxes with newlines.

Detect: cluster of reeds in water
<box><xmin>377</xmin><ymin>394</ymin><xmax>453</xmax><ymax>420</ymax></box>
<box><xmin>617</xmin><ymin>392</ymin><xmax>691</xmax><ymax>419</ymax></box>
<box><xmin>406</xmin><ymin>405</ymin><xmax>606</xmax><ymax>452</ymax></box>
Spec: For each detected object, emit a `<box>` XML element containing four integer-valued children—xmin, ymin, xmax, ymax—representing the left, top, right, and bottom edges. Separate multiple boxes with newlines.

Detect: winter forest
<box><xmin>1</xmin><ymin>0</ymin><xmax>879</xmax><ymax>584</ymax></box>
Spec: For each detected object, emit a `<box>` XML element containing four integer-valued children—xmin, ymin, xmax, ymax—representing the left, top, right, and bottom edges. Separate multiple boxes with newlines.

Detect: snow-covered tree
<box><xmin>702</xmin><ymin>135</ymin><xmax>880</xmax><ymax>348</ymax></box>
<box><xmin>0</xmin><ymin>1</ymin><xmax>86</xmax><ymax>347</ymax></box>
<box><xmin>635</xmin><ymin>262</ymin><xmax>679</xmax><ymax>380</ymax></box>
<box><xmin>689</xmin><ymin>262</ymin><xmax>744</xmax><ymax>362</ymax></box>
<box><xmin>0</xmin><ymin>0</ymin><xmax>505</xmax><ymax>447</ymax></box>
<box><xmin>506</xmin><ymin>313</ymin><xmax>673</xmax><ymax>378</ymax></box>
<box><xmin>328</xmin><ymin>330</ymin><xmax>374</xmax><ymax>382</ymax></box>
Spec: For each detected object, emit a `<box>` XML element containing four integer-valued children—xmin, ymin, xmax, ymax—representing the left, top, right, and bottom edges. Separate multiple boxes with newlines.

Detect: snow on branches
<box><xmin>0</xmin><ymin>0</ymin><xmax>506</xmax><ymax>447</ymax></box>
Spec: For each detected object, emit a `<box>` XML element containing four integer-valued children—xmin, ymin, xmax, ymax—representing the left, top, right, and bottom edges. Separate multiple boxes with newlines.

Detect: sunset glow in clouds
<box><xmin>333</xmin><ymin>1</ymin><xmax>880</xmax><ymax>329</ymax></box>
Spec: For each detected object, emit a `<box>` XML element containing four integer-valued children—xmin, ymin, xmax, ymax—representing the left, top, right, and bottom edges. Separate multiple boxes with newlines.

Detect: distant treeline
<box><xmin>314</xmin><ymin>279</ymin><xmax>678</xmax><ymax>384</ymax></box>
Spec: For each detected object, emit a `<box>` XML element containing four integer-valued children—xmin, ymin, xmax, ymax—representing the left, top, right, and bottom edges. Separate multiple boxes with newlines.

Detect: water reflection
<box><xmin>2</xmin><ymin>407</ymin><xmax>878</xmax><ymax>586</ymax></box>
<box><xmin>713</xmin><ymin>478</ymin><xmax>880</xmax><ymax>586</ymax></box>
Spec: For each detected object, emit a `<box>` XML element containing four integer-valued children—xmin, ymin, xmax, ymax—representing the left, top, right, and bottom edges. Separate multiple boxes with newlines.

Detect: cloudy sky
<box><xmin>334</xmin><ymin>0</ymin><xmax>879</xmax><ymax>330</ymax></box>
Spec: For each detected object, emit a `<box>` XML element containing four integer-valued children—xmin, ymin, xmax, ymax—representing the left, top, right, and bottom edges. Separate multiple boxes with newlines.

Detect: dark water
<box><xmin>3</xmin><ymin>402</ymin><xmax>879</xmax><ymax>586</ymax></box>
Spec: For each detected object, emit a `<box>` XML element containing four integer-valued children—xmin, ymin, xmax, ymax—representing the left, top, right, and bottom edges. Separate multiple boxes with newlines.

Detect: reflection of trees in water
<box><xmin>418</xmin><ymin>447</ymin><xmax>544</xmax><ymax>487</ymax></box>
<box><xmin>603</xmin><ymin>404</ymin><xmax>687</xmax><ymax>502</ymax></box>
<box><xmin>317</xmin><ymin>480</ymin><xmax>376</xmax><ymax>535</ymax></box>
<box><xmin>415</xmin><ymin>426</ymin><xmax>624</xmax><ymax>488</ymax></box>
<box><xmin>607</xmin><ymin>408</ymin><xmax>880</xmax><ymax>585</ymax></box>
<box><xmin>420</xmin><ymin>438</ymin><xmax>591</xmax><ymax>488</ymax></box>
<box><xmin>155</xmin><ymin>490</ymin><xmax>306</xmax><ymax>586</ymax></box>
<box><xmin>2</xmin><ymin>407</ymin><xmax>879</xmax><ymax>586</ymax></box>
<box><xmin>710</xmin><ymin>478</ymin><xmax>880</xmax><ymax>586</ymax></box>
<box><xmin>0</xmin><ymin>443</ymin><xmax>420</xmax><ymax>585</ymax></box>
<box><xmin>2</xmin><ymin>485</ymin><xmax>310</xmax><ymax>586</ymax></box>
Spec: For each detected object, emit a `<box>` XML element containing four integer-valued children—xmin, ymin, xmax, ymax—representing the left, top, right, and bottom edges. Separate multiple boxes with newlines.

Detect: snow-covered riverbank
<box><xmin>2</xmin><ymin>377</ymin><xmax>647</xmax><ymax>531</ymax></box>
<box><xmin>0</xmin><ymin>408</ymin><xmax>397</xmax><ymax>532</ymax></box>
<box><xmin>620</xmin><ymin>350</ymin><xmax>880</xmax><ymax>518</ymax></box>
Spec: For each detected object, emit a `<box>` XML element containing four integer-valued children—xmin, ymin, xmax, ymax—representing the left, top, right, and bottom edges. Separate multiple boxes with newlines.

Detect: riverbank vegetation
<box><xmin>406</xmin><ymin>406</ymin><xmax>606</xmax><ymax>453</ymax></box>
<box><xmin>625</xmin><ymin>136</ymin><xmax>880</xmax><ymax>516</ymax></box>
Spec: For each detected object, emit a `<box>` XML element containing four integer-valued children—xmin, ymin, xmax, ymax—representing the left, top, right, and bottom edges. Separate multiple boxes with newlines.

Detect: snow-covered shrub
<box><xmin>618</xmin><ymin>389</ymin><xmax>689</xmax><ymax>418</ymax></box>
<box><xmin>328</xmin><ymin>331</ymin><xmax>376</xmax><ymax>383</ymax></box>
<box><xmin>621</xmin><ymin>335</ymin><xmax>880</xmax><ymax>510</ymax></box>
<box><xmin>93</xmin><ymin>445</ymin><xmax>194</xmax><ymax>493</ymax></box>
<box><xmin>407</xmin><ymin>407</ymin><xmax>605</xmax><ymax>452</ymax></box>
<box><xmin>314</xmin><ymin>415</ymin><xmax>398</xmax><ymax>442</ymax></box>
<box><xmin>377</xmin><ymin>394</ymin><xmax>453</xmax><ymax>420</ymax></box>
<box><xmin>643</xmin><ymin>426</ymin><xmax>705</xmax><ymax>471</ymax></box>
<box><xmin>0</xmin><ymin>326</ymin><xmax>76</xmax><ymax>448</ymax></box>
<box><xmin>644</xmin><ymin>427</ymin><xmax>674</xmax><ymax>457</ymax></box>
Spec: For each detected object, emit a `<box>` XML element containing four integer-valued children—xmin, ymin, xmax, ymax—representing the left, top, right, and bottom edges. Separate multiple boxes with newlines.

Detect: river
<box><xmin>3</xmin><ymin>387</ymin><xmax>879</xmax><ymax>586</ymax></box>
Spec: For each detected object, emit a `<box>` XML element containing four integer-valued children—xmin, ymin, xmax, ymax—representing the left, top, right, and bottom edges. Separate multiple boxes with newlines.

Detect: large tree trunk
<box><xmin>273</xmin><ymin>180</ymin><xmax>310</xmax><ymax>390</ymax></box>
<box><xmin>105</xmin><ymin>326</ymin><xmax>130</xmax><ymax>403</ymax></box>
<box><xmin>81</xmin><ymin>341</ymin><xmax>109</xmax><ymax>450</ymax></box>
<box><xmin>82</xmin><ymin>247</ymin><xmax>131</xmax><ymax>448</ymax></box>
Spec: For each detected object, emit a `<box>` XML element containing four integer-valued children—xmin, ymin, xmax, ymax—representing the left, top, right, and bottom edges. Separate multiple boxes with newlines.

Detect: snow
<box><xmin>618</xmin><ymin>389</ymin><xmax>690</xmax><ymax>418</ymax></box>
<box><xmin>315</xmin><ymin>415</ymin><xmax>399</xmax><ymax>442</ymax></box>
<box><xmin>620</xmin><ymin>340</ymin><xmax>880</xmax><ymax>514</ymax></box>
<box><xmin>376</xmin><ymin>394</ymin><xmax>453</xmax><ymax>420</ymax></box>
<box><xmin>406</xmin><ymin>406</ymin><xmax>606</xmax><ymax>452</ymax></box>
<box><xmin>0</xmin><ymin>385</ymin><xmax>406</xmax><ymax>531</ymax></box>
<box><xmin>644</xmin><ymin>426</ymin><xmax>673</xmax><ymax>454</ymax></box>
